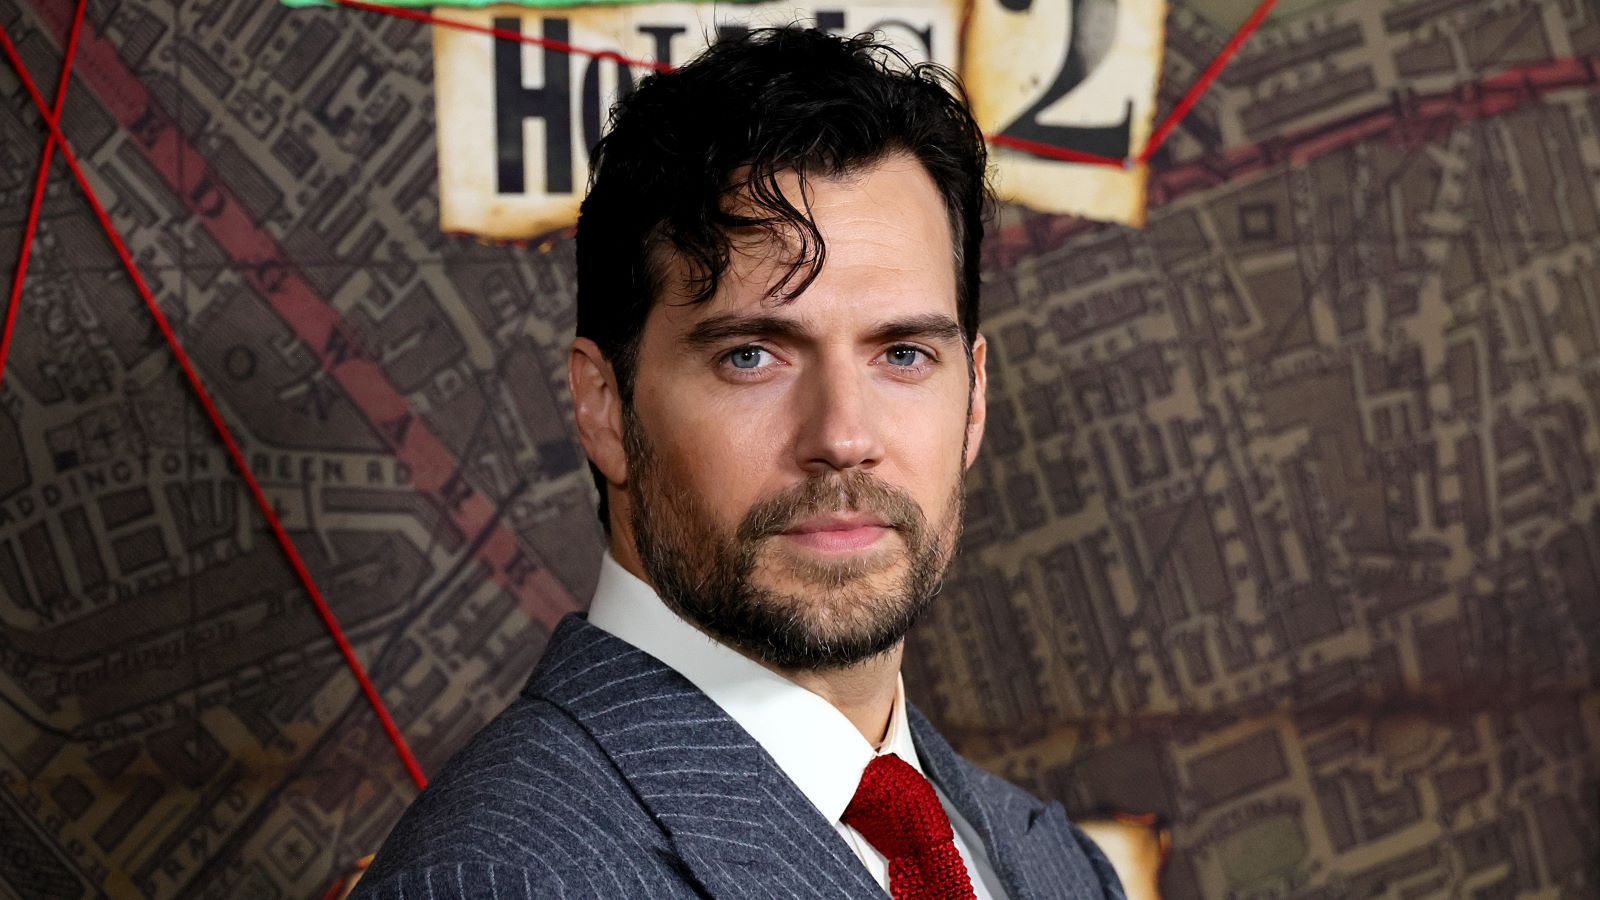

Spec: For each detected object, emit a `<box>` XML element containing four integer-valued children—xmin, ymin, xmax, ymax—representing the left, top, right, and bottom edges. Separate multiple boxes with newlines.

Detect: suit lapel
<box><xmin>908</xmin><ymin>704</ymin><xmax>1033</xmax><ymax>895</ymax></box>
<box><xmin>527</xmin><ymin>615</ymin><xmax>884</xmax><ymax>900</ymax></box>
<box><xmin>909</xmin><ymin>704</ymin><xmax>1121</xmax><ymax>900</ymax></box>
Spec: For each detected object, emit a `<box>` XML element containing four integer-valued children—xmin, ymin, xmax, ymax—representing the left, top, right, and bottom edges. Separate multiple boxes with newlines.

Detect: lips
<box><xmin>778</xmin><ymin>512</ymin><xmax>892</xmax><ymax>553</ymax></box>
<box><xmin>782</xmin><ymin>512</ymin><xmax>889</xmax><ymax>534</ymax></box>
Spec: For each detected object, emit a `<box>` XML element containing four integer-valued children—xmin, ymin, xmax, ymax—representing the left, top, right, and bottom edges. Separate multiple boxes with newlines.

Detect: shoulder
<box><xmin>354</xmin><ymin>694</ymin><xmax>679</xmax><ymax>899</ymax></box>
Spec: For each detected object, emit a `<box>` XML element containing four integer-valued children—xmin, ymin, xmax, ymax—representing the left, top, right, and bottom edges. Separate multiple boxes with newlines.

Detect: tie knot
<box><xmin>842</xmin><ymin>753</ymin><xmax>954</xmax><ymax>860</ymax></box>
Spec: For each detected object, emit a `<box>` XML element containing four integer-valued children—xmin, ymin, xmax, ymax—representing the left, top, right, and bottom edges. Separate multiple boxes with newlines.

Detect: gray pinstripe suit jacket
<box><xmin>353</xmin><ymin>614</ymin><xmax>1125</xmax><ymax>899</ymax></box>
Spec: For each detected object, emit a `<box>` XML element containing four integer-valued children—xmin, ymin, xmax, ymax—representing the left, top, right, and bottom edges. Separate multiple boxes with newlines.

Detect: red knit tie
<box><xmin>842</xmin><ymin>754</ymin><xmax>977</xmax><ymax>900</ymax></box>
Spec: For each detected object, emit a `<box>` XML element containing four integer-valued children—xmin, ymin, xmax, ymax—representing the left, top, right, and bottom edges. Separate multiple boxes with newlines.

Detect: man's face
<box><xmin>620</xmin><ymin>153</ymin><xmax>987</xmax><ymax>670</ymax></box>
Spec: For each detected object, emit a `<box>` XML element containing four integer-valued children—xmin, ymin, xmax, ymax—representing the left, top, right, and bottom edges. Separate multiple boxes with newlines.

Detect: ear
<box><xmin>964</xmin><ymin>333</ymin><xmax>988</xmax><ymax>471</ymax></box>
<box><xmin>570</xmin><ymin>338</ymin><xmax>628</xmax><ymax>487</ymax></box>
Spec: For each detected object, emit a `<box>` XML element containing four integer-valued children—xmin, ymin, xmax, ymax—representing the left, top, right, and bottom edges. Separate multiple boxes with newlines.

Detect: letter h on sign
<box><xmin>495</xmin><ymin>17</ymin><xmax>572</xmax><ymax>194</ymax></box>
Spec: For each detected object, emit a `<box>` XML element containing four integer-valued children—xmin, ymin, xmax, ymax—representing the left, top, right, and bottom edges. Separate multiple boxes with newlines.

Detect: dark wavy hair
<box><xmin>575</xmin><ymin>26</ymin><xmax>991</xmax><ymax>525</ymax></box>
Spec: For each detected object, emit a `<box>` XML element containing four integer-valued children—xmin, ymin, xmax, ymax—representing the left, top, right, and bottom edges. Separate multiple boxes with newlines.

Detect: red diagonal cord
<box><xmin>0</xmin><ymin>0</ymin><xmax>87</xmax><ymax>377</ymax></box>
<box><xmin>1140</xmin><ymin>0</ymin><xmax>1280</xmax><ymax>162</ymax></box>
<box><xmin>335</xmin><ymin>0</ymin><xmax>672</xmax><ymax>72</ymax></box>
<box><xmin>986</xmin><ymin>133</ymin><xmax>1125</xmax><ymax>168</ymax></box>
<box><xmin>0</xmin><ymin>23</ymin><xmax>428</xmax><ymax>791</ymax></box>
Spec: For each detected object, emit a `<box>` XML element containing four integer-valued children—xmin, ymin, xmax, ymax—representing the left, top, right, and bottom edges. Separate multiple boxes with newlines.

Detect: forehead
<box><xmin>656</xmin><ymin>153</ymin><xmax>959</xmax><ymax>331</ymax></box>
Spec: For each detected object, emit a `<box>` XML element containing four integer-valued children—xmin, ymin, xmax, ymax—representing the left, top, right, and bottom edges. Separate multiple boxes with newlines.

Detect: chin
<box><xmin>754</xmin><ymin>563</ymin><xmax>915</xmax><ymax>625</ymax></box>
<box><xmin>761</xmin><ymin>535</ymin><xmax>905</xmax><ymax>588</ymax></box>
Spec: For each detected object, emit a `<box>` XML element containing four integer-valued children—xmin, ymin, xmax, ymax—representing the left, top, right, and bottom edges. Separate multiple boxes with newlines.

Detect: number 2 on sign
<box><xmin>992</xmin><ymin>0</ymin><xmax>1133</xmax><ymax>159</ymax></box>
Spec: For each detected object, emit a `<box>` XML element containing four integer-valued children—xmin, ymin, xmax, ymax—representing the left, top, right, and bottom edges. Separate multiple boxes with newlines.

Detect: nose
<box><xmin>794</xmin><ymin>357</ymin><xmax>885</xmax><ymax>475</ymax></box>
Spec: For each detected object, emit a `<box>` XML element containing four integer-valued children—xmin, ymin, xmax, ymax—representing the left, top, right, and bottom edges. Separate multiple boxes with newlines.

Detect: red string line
<box><xmin>1139</xmin><ymin>0</ymin><xmax>1280</xmax><ymax>162</ymax></box>
<box><xmin>331</xmin><ymin>0</ymin><xmax>1277</xmax><ymax>170</ymax></box>
<box><xmin>0</xmin><ymin>0</ymin><xmax>87</xmax><ymax>379</ymax></box>
<box><xmin>0</xmin><ymin>23</ymin><xmax>429</xmax><ymax>791</ymax></box>
<box><xmin>986</xmin><ymin>133</ymin><xmax>1125</xmax><ymax>169</ymax></box>
<box><xmin>334</xmin><ymin>0</ymin><xmax>673</xmax><ymax>72</ymax></box>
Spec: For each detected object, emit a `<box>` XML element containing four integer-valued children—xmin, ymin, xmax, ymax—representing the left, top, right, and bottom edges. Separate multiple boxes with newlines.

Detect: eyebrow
<box><xmin>681</xmin><ymin>312</ymin><xmax>964</xmax><ymax>350</ymax></box>
<box><xmin>867</xmin><ymin>313</ymin><xmax>964</xmax><ymax>346</ymax></box>
<box><xmin>682</xmin><ymin>314</ymin><xmax>807</xmax><ymax>349</ymax></box>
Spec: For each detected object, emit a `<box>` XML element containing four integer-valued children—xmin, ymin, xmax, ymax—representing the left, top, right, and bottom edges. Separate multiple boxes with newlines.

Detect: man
<box><xmin>355</xmin><ymin>27</ymin><xmax>1123</xmax><ymax>900</ymax></box>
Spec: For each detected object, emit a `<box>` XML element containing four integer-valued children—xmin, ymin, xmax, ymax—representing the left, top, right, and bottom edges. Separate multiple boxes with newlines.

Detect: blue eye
<box><xmin>728</xmin><ymin>347</ymin><xmax>769</xmax><ymax>369</ymax></box>
<box><xmin>885</xmin><ymin>346</ymin><xmax>925</xmax><ymax>367</ymax></box>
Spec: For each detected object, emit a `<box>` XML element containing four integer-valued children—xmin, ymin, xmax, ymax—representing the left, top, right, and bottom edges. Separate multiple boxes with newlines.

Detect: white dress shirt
<box><xmin>586</xmin><ymin>552</ymin><xmax>1008</xmax><ymax>899</ymax></box>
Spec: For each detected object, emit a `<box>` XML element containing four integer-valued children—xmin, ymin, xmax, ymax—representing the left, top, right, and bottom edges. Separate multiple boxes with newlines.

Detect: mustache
<box><xmin>737</xmin><ymin>470</ymin><xmax>927</xmax><ymax>542</ymax></box>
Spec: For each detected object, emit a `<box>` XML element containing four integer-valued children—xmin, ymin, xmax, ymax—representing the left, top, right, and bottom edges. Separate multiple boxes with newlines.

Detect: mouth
<box><xmin>778</xmin><ymin>512</ymin><xmax>892</xmax><ymax>554</ymax></box>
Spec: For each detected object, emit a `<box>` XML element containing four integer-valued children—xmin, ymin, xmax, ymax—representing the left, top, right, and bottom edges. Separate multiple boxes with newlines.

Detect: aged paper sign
<box><xmin>433</xmin><ymin>0</ymin><xmax>1162</xmax><ymax>238</ymax></box>
<box><xmin>964</xmin><ymin>0</ymin><xmax>1165</xmax><ymax>226</ymax></box>
<box><xmin>434</xmin><ymin>2</ymin><xmax>961</xmax><ymax>239</ymax></box>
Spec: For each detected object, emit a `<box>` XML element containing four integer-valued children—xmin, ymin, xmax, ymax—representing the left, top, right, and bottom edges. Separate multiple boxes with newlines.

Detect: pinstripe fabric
<box><xmin>353</xmin><ymin>615</ymin><xmax>1125</xmax><ymax>899</ymax></box>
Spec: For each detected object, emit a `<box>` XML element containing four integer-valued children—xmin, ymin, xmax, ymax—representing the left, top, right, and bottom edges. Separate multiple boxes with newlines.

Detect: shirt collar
<box><xmin>585</xmin><ymin>551</ymin><xmax>925</xmax><ymax>824</ymax></box>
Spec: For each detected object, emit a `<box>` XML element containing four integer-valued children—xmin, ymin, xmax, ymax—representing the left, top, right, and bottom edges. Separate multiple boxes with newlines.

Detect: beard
<box><xmin>623</xmin><ymin>405</ymin><xmax>965</xmax><ymax>670</ymax></box>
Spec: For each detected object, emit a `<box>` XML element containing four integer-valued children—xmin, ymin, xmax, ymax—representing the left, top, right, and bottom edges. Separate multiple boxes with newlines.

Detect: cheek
<box><xmin>880</xmin><ymin>391</ymin><xmax>970</xmax><ymax>511</ymax></box>
<box><xmin>639</xmin><ymin>391</ymin><xmax>785</xmax><ymax>520</ymax></box>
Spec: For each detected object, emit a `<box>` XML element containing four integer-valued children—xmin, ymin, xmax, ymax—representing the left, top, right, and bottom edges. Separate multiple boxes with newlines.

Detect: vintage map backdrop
<box><xmin>2</xmin><ymin>0</ymin><xmax>1598</xmax><ymax>897</ymax></box>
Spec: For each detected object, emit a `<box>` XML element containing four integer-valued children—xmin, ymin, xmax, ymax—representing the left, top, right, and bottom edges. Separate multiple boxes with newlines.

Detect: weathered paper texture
<box><xmin>434</xmin><ymin>2</ymin><xmax>962</xmax><ymax>240</ymax></box>
<box><xmin>1078</xmin><ymin>818</ymin><xmax>1167</xmax><ymax>900</ymax></box>
<box><xmin>964</xmin><ymin>0</ymin><xmax>1165</xmax><ymax>226</ymax></box>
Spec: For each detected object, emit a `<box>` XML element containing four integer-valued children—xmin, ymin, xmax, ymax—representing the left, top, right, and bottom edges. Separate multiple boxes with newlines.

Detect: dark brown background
<box><xmin>1</xmin><ymin>0</ymin><xmax>1597</xmax><ymax>897</ymax></box>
